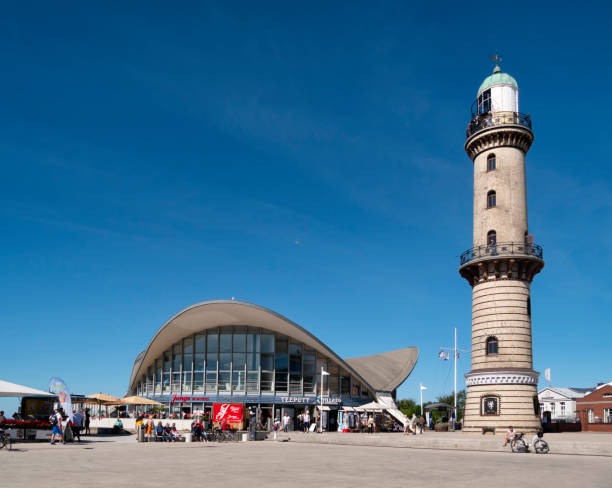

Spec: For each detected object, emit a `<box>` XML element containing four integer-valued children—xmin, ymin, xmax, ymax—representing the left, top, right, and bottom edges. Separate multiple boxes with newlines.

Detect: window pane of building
<box><xmin>173</xmin><ymin>344</ymin><xmax>182</xmax><ymax>372</ymax></box>
<box><xmin>218</xmin><ymin>372</ymin><xmax>231</xmax><ymax>391</ymax></box>
<box><xmin>247</xmin><ymin>353</ymin><xmax>259</xmax><ymax>371</ymax></box>
<box><xmin>195</xmin><ymin>334</ymin><xmax>205</xmax><ymax>353</ymax></box>
<box><xmin>206</xmin><ymin>353</ymin><xmax>218</xmax><ymax>372</ymax></box>
<box><xmin>275</xmin><ymin>371</ymin><xmax>288</xmax><ymax>392</ymax></box>
<box><xmin>163</xmin><ymin>351</ymin><xmax>171</xmax><ymax>372</ymax></box>
<box><xmin>341</xmin><ymin>373</ymin><xmax>350</xmax><ymax>395</ymax></box>
<box><xmin>182</xmin><ymin>372</ymin><xmax>192</xmax><ymax>393</ymax></box>
<box><xmin>171</xmin><ymin>372</ymin><xmax>181</xmax><ymax>393</ymax></box>
<box><xmin>183</xmin><ymin>353</ymin><xmax>193</xmax><ymax>372</ymax></box>
<box><xmin>261</xmin><ymin>372</ymin><xmax>273</xmax><ymax>392</ymax></box>
<box><xmin>275</xmin><ymin>354</ymin><xmax>288</xmax><ymax>371</ymax></box>
<box><xmin>220</xmin><ymin>333</ymin><xmax>232</xmax><ymax>353</ymax></box>
<box><xmin>275</xmin><ymin>337</ymin><xmax>288</xmax><ymax>354</ymax></box>
<box><xmin>289</xmin><ymin>343</ymin><xmax>302</xmax><ymax>374</ymax></box>
<box><xmin>247</xmin><ymin>333</ymin><xmax>260</xmax><ymax>352</ymax></box>
<box><xmin>207</xmin><ymin>333</ymin><xmax>218</xmax><ymax>354</ymax></box>
<box><xmin>247</xmin><ymin>371</ymin><xmax>259</xmax><ymax>392</ymax></box>
<box><xmin>233</xmin><ymin>333</ymin><xmax>246</xmax><ymax>352</ymax></box>
<box><xmin>219</xmin><ymin>353</ymin><xmax>231</xmax><ymax>371</ymax></box>
<box><xmin>183</xmin><ymin>337</ymin><xmax>193</xmax><ymax>355</ymax></box>
<box><xmin>233</xmin><ymin>353</ymin><xmax>246</xmax><ymax>371</ymax></box>
<box><xmin>205</xmin><ymin>372</ymin><xmax>217</xmax><ymax>392</ymax></box>
<box><xmin>261</xmin><ymin>334</ymin><xmax>274</xmax><ymax>353</ymax></box>
<box><xmin>261</xmin><ymin>353</ymin><xmax>274</xmax><ymax>371</ymax></box>
<box><xmin>289</xmin><ymin>374</ymin><xmax>302</xmax><ymax>394</ymax></box>
<box><xmin>194</xmin><ymin>353</ymin><xmax>204</xmax><ymax>371</ymax></box>
<box><xmin>193</xmin><ymin>372</ymin><xmax>204</xmax><ymax>392</ymax></box>
<box><xmin>304</xmin><ymin>375</ymin><xmax>315</xmax><ymax>393</ymax></box>
<box><xmin>232</xmin><ymin>371</ymin><xmax>246</xmax><ymax>391</ymax></box>
<box><xmin>328</xmin><ymin>364</ymin><xmax>339</xmax><ymax>395</ymax></box>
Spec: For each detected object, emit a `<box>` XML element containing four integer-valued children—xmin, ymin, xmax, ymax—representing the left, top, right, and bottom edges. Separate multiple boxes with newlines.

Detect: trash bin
<box><xmin>184</xmin><ymin>432</ymin><xmax>192</xmax><ymax>443</ymax></box>
<box><xmin>137</xmin><ymin>424</ymin><xmax>145</xmax><ymax>442</ymax></box>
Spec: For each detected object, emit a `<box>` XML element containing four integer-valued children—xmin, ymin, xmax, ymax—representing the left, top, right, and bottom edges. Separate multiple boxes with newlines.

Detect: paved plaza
<box><xmin>3</xmin><ymin>433</ymin><xmax>612</xmax><ymax>488</ymax></box>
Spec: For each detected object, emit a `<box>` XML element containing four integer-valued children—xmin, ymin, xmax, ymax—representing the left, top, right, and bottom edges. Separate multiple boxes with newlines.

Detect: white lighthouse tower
<box><xmin>459</xmin><ymin>57</ymin><xmax>544</xmax><ymax>434</ymax></box>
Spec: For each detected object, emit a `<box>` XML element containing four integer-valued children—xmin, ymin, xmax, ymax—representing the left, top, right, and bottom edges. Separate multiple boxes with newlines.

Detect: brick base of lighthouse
<box><xmin>463</xmin><ymin>381</ymin><xmax>541</xmax><ymax>434</ymax></box>
<box><xmin>460</xmin><ymin>278</ymin><xmax>542</xmax><ymax>435</ymax></box>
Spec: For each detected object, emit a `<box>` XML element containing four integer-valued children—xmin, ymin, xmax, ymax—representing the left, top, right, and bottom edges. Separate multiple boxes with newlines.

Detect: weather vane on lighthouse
<box><xmin>489</xmin><ymin>53</ymin><xmax>502</xmax><ymax>71</ymax></box>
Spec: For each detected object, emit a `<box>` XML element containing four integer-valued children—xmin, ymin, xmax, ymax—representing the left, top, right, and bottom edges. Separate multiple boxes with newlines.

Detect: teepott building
<box><xmin>128</xmin><ymin>300</ymin><xmax>417</xmax><ymax>429</ymax></box>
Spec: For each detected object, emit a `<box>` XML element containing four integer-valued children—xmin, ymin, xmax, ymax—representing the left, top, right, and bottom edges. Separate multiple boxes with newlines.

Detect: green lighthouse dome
<box><xmin>478</xmin><ymin>65</ymin><xmax>518</xmax><ymax>95</ymax></box>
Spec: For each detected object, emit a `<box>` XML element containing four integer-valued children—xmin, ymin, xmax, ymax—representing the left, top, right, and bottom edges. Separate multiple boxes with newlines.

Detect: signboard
<box><xmin>213</xmin><ymin>403</ymin><xmax>244</xmax><ymax>423</ymax></box>
<box><xmin>153</xmin><ymin>394</ymin><xmax>349</xmax><ymax>405</ymax></box>
<box><xmin>172</xmin><ymin>396</ymin><xmax>210</xmax><ymax>402</ymax></box>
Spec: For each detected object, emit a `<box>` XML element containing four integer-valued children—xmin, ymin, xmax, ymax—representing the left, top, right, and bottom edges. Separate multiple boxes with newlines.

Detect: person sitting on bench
<box><xmin>112</xmin><ymin>418</ymin><xmax>123</xmax><ymax>435</ymax></box>
<box><xmin>155</xmin><ymin>421</ymin><xmax>165</xmax><ymax>441</ymax></box>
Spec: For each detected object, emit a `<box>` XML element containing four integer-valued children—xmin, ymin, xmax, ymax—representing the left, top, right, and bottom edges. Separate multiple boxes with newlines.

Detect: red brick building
<box><xmin>577</xmin><ymin>382</ymin><xmax>612</xmax><ymax>432</ymax></box>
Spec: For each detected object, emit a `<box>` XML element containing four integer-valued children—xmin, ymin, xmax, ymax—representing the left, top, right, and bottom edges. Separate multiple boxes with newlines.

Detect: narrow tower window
<box><xmin>486</xmin><ymin>337</ymin><xmax>498</xmax><ymax>355</ymax></box>
<box><xmin>487</xmin><ymin>190</ymin><xmax>496</xmax><ymax>208</ymax></box>
<box><xmin>487</xmin><ymin>230</ymin><xmax>497</xmax><ymax>245</ymax></box>
<box><xmin>487</xmin><ymin>154</ymin><xmax>496</xmax><ymax>171</ymax></box>
<box><xmin>527</xmin><ymin>297</ymin><xmax>531</xmax><ymax>317</ymax></box>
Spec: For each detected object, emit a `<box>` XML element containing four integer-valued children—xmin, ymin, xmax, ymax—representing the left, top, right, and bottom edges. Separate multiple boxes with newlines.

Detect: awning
<box><xmin>0</xmin><ymin>379</ymin><xmax>54</xmax><ymax>397</ymax></box>
<box><xmin>342</xmin><ymin>406</ymin><xmax>356</xmax><ymax>411</ymax></box>
<box><xmin>355</xmin><ymin>401</ymin><xmax>384</xmax><ymax>412</ymax></box>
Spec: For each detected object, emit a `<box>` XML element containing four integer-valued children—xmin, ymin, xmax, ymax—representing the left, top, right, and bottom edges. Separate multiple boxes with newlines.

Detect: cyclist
<box><xmin>503</xmin><ymin>426</ymin><xmax>515</xmax><ymax>447</ymax></box>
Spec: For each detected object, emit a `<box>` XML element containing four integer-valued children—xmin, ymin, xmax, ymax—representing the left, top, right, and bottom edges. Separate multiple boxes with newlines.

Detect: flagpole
<box><xmin>420</xmin><ymin>383</ymin><xmax>423</xmax><ymax>415</ymax></box>
<box><xmin>320</xmin><ymin>366</ymin><xmax>324</xmax><ymax>433</ymax></box>
<box><xmin>440</xmin><ymin>328</ymin><xmax>467</xmax><ymax>431</ymax></box>
<box><xmin>454</xmin><ymin>327</ymin><xmax>457</xmax><ymax>429</ymax></box>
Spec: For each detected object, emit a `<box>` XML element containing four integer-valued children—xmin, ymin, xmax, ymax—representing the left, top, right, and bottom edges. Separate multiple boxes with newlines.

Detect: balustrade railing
<box><xmin>460</xmin><ymin>241</ymin><xmax>543</xmax><ymax>266</ymax></box>
<box><xmin>466</xmin><ymin>111</ymin><xmax>532</xmax><ymax>138</ymax></box>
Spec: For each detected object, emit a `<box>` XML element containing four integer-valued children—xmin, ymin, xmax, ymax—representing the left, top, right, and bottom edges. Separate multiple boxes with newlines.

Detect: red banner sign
<box><xmin>213</xmin><ymin>403</ymin><xmax>244</xmax><ymax>423</ymax></box>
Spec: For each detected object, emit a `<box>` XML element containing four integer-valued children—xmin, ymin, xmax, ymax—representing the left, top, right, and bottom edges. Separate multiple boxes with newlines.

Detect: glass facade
<box><xmin>135</xmin><ymin>326</ymin><xmax>367</xmax><ymax>400</ymax></box>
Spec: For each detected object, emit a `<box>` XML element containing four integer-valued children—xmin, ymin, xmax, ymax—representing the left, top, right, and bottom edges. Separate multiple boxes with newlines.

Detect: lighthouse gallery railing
<box><xmin>460</xmin><ymin>242</ymin><xmax>543</xmax><ymax>266</ymax></box>
<box><xmin>466</xmin><ymin>111</ymin><xmax>532</xmax><ymax>138</ymax></box>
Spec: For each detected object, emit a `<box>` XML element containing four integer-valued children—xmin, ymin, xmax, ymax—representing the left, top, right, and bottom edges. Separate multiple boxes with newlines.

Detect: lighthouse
<box><xmin>459</xmin><ymin>57</ymin><xmax>544</xmax><ymax>434</ymax></box>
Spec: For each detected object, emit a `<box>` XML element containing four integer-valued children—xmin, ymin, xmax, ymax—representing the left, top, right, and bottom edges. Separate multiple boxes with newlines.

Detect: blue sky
<box><xmin>2</xmin><ymin>1</ymin><xmax>611</xmax><ymax>414</ymax></box>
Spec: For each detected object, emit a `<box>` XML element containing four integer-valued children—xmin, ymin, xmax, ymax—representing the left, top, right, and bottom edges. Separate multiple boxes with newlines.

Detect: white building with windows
<box><xmin>538</xmin><ymin>387</ymin><xmax>593</xmax><ymax>422</ymax></box>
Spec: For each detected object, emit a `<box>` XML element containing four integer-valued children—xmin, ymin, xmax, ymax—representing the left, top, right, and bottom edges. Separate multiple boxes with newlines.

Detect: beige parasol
<box><xmin>120</xmin><ymin>396</ymin><xmax>162</xmax><ymax>406</ymax></box>
<box><xmin>86</xmin><ymin>393</ymin><xmax>122</xmax><ymax>404</ymax></box>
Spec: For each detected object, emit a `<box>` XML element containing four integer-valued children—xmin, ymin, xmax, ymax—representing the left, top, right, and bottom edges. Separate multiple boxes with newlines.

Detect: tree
<box><xmin>397</xmin><ymin>398</ymin><xmax>427</xmax><ymax>417</ymax></box>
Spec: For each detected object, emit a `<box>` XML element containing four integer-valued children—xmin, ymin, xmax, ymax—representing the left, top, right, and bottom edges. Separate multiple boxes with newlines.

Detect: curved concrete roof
<box><xmin>128</xmin><ymin>300</ymin><xmax>418</xmax><ymax>395</ymax></box>
<box><xmin>344</xmin><ymin>348</ymin><xmax>418</xmax><ymax>392</ymax></box>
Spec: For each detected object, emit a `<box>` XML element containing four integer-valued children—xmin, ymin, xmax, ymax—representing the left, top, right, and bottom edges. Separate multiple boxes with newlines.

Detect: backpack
<box><xmin>50</xmin><ymin>414</ymin><xmax>58</xmax><ymax>426</ymax></box>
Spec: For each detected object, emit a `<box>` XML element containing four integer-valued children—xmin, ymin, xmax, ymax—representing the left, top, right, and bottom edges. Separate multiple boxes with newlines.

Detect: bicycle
<box><xmin>0</xmin><ymin>429</ymin><xmax>12</xmax><ymax>450</ymax></box>
<box><xmin>531</xmin><ymin>431</ymin><xmax>550</xmax><ymax>454</ymax></box>
<box><xmin>510</xmin><ymin>432</ymin><xmax>529</xmax><ymax>453</ymax></box>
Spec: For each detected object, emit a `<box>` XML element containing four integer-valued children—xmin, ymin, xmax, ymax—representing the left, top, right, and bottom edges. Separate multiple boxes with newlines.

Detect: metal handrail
<box><xmin>466</xmin><ymin>111</ymin><xmax>532</xmax><ymax>138</ymax></box>
<box><xmin>459</xmin><ymin>241</ymin><xmax>543</xmax><ymax>266</ymax></box>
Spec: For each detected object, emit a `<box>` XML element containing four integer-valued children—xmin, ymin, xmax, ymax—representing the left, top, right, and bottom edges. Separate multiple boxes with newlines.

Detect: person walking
<box><xmin>50</xmin><ymin>409</ymin><xmax>64</xmax><ymax>445</ymax></box>
<box><xmin>273</xmin><ymin>417</ymin><xmax>280</xmax><ymax>441</ymax></box>
<box><xmin>84</xmin><ymin>410</ymin><xmax>91</xmax><ymax>435</ymax></box>
<box><xmin>418</xmin><ymin>415</ymin><xmax>425</xmax><ymax>434</ymax></box>
<box><xmin>367</xmin><ymin>415</ymin><xmax>374</xmax><ymax>433</ymax></box>
<box><xmin>302</xmin><ymin>410</ymin><xmax>311</xmax><ymax>433</ymax></box>
<box><xmin>410</xmin><ymin>414</ymin><xmax>417</xmax><ymax>435</ymax></box>
<box><xmin>282</xmin><ymin>412</ymin><xmax>291</xmax><ymax>433</ymax></box>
